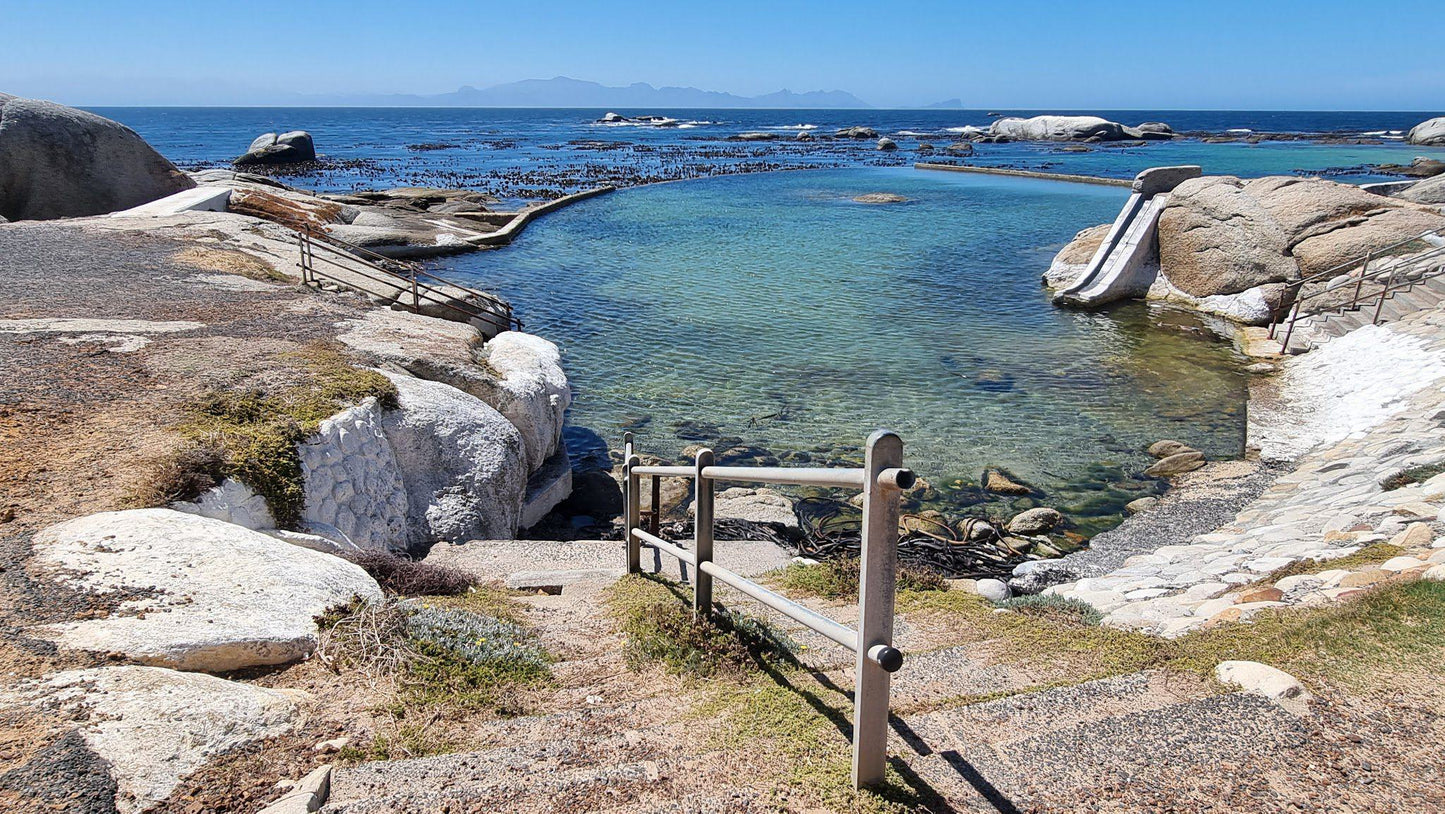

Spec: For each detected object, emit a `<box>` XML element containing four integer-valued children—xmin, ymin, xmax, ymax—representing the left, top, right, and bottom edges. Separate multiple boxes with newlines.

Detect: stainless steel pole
<box><xmin>852</xmin><ymin>430</ymin><xmax>903</xmax><ymax>789</ymax></box>
<box><xmin>625</xmin><ymin>453</ymin><xmax>641</xmax><ymax>574</ymax></box>
<box><xmin>693</xmin><ymin>448</ymin><xmax>715</xmax><ymax>618</ymax></box>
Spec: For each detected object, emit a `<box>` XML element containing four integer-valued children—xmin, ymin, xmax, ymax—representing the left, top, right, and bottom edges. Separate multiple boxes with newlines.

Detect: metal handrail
<box><xmin>622</xmin><ymin>430</ymin><xmax>912</xmax><ymax>789</ymax></box>
<box><xmin>1283</xmin><ymin>229</ymin><xmax>1441</xmax><ymax>294</ymax></box>
<box><xmin>1274</xmin><ymin>245</ymin><xmax>1445</xmax><ymax>351</ymax></box>
<box><xmin>296</xmin><ymin>228</ymin><xmax>522</xmax><ymax>331</ymax></box>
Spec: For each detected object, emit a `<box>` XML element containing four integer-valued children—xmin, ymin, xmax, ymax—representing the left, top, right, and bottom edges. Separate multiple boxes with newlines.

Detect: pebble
<box><xmin>974</xmin><ymin>578</ymin><xmax>1012</xmax><ymax>603</ymax></box>
<box><xmin>1214</xmin><ymin>660</ymin><xmax>1312</xmax><ymax>702</ymax></box>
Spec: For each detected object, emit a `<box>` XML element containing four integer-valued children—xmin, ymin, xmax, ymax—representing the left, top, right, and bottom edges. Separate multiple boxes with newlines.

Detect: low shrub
<box><xmin>1382</xmin><ymin>461</ymin><xmax>1445</xmax><ymax>491</ymax></box>
<box><xmin>129</xmin><ymin>442</ymin><xmax>227</xmax><ymax>507</ymax></box>
<box><xmin>999</xmin><ymin>594</ymin><xmax>1103</xmax><ymax>626</ymax></box>
<box><xmin>346</xmin><ymin>550</ymin><xmax>477</xmax><ymax>596</ymax></box>
<box><xmin>402</xmin><ymin>605</ymin><xmax>551</xmax><ymax>711</ymax></box>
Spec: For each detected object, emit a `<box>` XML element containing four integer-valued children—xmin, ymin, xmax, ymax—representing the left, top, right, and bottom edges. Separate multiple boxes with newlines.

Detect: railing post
<box><xmin>625</xmin><ymin>453</ymin><xmax>641</xmax><ymax>574</ymax></box>
<box><xmin>693</xmin><ymin>448</ymin><xmax>715</xmax><ymax>619</ymax></box>
<box><xmin>1373</xmin><ymin>267</ymin><xmax>1397</xmax><ymax>325</ymax></box>
<box><xmin>410</xmin><ymin>268</ymin><xmax>422</xmax><ymax>313</ymax></box>
<box><xmin>650</xmin><ymin>475</ymin><xmax>661</xmax><ymax>536</ymax></box>
<box><xmin>852</xmin><ymin>430</ymin><xmax>903</xmax><ymax>789</ymax></box>
<box><xmin>1353</xmin><ymin>251</ymin><xmax>1372</xmax><ymax>307</ymax></box>
<box><xmin>1279</xmin><ymin>298</ymin><xmax>1302</xmax><ymax>353</ymax></box>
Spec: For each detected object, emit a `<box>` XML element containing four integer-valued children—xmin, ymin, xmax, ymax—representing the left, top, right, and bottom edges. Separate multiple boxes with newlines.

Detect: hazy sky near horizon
<box><xmin>2</xmin><ymin>0</ymin><xmax>1441</xmax><ymax>109</ymax></box>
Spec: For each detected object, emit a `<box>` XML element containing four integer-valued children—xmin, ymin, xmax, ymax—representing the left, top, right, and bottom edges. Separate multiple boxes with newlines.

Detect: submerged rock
<box><xmin>853</xmin><ymin>192</ymin><xmax>908</xmax><ymax>204</ymax></box>
<box><xmin>0</xmin><ymin>93</ymin><xmax>195</xmax><ymax>221</ymax></box>
<box><xmin>984</xmin><ymin>470</ymin><xmax>1032</xmax><ymax>495</ymax></box>
<box><xmin>1144</xmin><ymin>450</ymin><xmax>1206</xmax><ymax>477</ymax></box>
<box><xmin>1006</xmin><ymin>507</ymin><xmax>1063</xmax><ymax>535</ymax></box>
<box><xmin>29</xmin><ymin>508</ymin><xmax>382</xmax><ymax>671</ymax></box>
<box><xmin>1147</xmin><ymin>439</ymin><xmax>1197</xmax><ymax>459</ymax></box>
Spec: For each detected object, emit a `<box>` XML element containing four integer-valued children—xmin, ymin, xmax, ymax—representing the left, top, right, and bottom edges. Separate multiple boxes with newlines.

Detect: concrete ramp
<box><xmin>1054</xmin><ymin>165</ymin><xmax>1201</xmax><ymax>308</ymax></box>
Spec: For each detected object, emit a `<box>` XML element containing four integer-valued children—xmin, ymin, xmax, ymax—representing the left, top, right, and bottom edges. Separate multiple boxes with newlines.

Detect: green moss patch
<box><xmin>1251</xmin><ymin>542</ymin><xmax>1405</xmax><ymax>589</ymax></box>
<box><xmin>606</xmin><ymin>574</ymin><xmax>799</xmax><ymax>678</ymax></box>
<box><xmin>148</xmin><ymin>343</ymin><xmax>398</xmax><ymax>527</ymax></box>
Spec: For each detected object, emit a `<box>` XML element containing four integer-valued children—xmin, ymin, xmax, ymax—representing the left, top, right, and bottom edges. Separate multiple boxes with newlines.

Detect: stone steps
<box><xmin>1286</xmin><ymin>272</ymin><xmax>1445</xmax><ymax>352</ymax></box>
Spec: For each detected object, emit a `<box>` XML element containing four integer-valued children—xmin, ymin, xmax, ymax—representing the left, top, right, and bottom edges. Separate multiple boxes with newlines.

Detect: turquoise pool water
<box><xmin>443</xmin><ymin>167</ymin><xmax>1250</xmax><ymax>531</ymax></box>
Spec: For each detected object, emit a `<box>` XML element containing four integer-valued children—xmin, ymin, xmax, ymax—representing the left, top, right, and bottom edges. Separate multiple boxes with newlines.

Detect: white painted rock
<box><xmin>975</xmin><ymin>578</ymin><xmax>1012</xmax><ymax>602</ymax></box>
<box><xmin>30</xmin><ymin>509</ymin><xmax>381</xmax><ymax>671</ymax></box>
<box><xmin>171</xmin><ymin>477</ymin><xmax>275</xmax><ymax>530</ymax></box>
<box><xmin>1214</xmin><ymin>660</ymin><xmax>1312</xmax><ymax>702</ymax></box>
<box><xmin>380</xmin><ymin>371</ymin><xmax>527</xmax><ymax>545</ymax></box>
<box><xmin>11</xmin><ymin>666</ymin><xmax>300</xmax><ymax>813</ymax></box>
<box><xmin>299</xmin><ymin>397</ymin><xmax>409</xmax><ymax>551</ymax></box>
<box><xmin>479</xmin><ymin>331</ymin><xmax>573</xmax><ymax>473</ymax></box>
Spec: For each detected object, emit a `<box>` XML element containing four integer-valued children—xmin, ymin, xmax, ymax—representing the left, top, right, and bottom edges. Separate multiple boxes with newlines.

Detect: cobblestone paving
<box><xmin>1043</xmin><ymin>304</ymin><xmax>1445</xmax><ymax>635</ymax></box>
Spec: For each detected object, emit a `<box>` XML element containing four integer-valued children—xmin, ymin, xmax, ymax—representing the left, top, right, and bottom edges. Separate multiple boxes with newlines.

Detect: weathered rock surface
<box><xmin>338</xmin><ymin>312</ymin><xmax>570</xmax><ymax>477</ymax></box>
<box><xmin>29</xmin><ymin>509</ymin><xmax>382</xmax><ymax>671</ymax></box>
<box><xmin>1043</xmin><ymin>223</ymin><xmax>1111</xmax><ymax>289</ymax></box>
<box><xmin>835</xmin><ymin>126</ymin><xmax>878</xmax><ymax>139</ymax></box>
<box><xmin>380</xmin><ymin>371</ymin><xmax>527</xmax><ymax>545</ymax></box>
<box><xmin>1156</xmin><ymin>176</ymin><xmax>1297</xmax><ymax>297</ymax></box>
<box><xmin>1157</xmin><ymin>175</ymin><xmax>1445</xmax><ymax>300</ymax></box>
<box><xmin>1406</xmin><ymin>116</ymin><xmax>1445</xmax><ymax>146</ymax></box>
<box><xmin>1132</xmin><ymin>165</ymin><xmax>1201</xmax><ymax>196</ymax></box>
<box><xmin>988</xmin><ymin>115</ymin><xmax>1131</xmax><ymax>142</ymax></box>
<box><xmin>1214</xmin><ymin>660</ymin><xmax>1312</xmax><ymax>703</ymax></box>
<box><xmin>1398</xmin><ymin>173</ymin><xmax>1445</xmax><ymax>205</ymax></box>
<box><xmin>235</xmin><ymin>130</ymin><xmax>317</xmax><ymax>165</ymax></box>
<box><xmin>9</xmin><ymin>666</ymin><xmax>302</xmax><ymax>814</ymax></box>
<box><xmin>1147</xmin><ymin>440</ymin><xmax>1197</xmax><ymax>459</ymax></box>
<box><xmin>299</xmin><ymin>397</ymin><xmax>410</xmax><ymax>551</ymax></box>
<box><xmin>876</xmin><ymin>137</ymin><xmax>898</xmax><ymax>151</ymax></box>
<box><xmin>1144</xmin><ymin>450</ymin><xmax>1206</xmax><ymax>477</ymax></box>
<box><xmin>0</xmin><ymin>93</ymin><xmax>195</xmax><ymax>221</ymax></box>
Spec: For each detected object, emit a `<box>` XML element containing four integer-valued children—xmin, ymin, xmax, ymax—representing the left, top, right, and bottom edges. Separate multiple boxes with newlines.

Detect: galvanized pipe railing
<box><xmin>1272</xmin><ymin>243</ymin><xmax>1445</xmax><ymax>352</ymax></box>
<box><xmin>296</xmin><ymin>228</ymin><xmax>523</xmax><ymax>331</ymax></box>
<box><xmin>622</xmin><ymin>429</ymin><xmax>911</xmax><ymax>789</ymax></box>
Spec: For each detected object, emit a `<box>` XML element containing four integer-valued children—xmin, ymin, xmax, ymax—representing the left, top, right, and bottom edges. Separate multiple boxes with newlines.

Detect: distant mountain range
<box><xmin>301</xmin><ymin>76</ymin><xmax>872</xmax><ymax>109</ymax></box>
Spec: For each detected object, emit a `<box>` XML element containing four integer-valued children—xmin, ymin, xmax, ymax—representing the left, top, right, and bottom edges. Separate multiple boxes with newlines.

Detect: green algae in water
<box><xmin>442</xmin><ymin>167</ymin><xmax>1249</xmax><ymax>530</ymax></box>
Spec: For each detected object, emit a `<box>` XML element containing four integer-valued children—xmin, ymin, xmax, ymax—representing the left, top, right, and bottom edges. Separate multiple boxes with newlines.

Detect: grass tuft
<box><xmin>1381</xmin><ymin>461</ymin><xmax>1445</xmax><ymax>491</ymax></box>
<box><xmin>1252</xmin><ymin>542</ymin><xmax>1405</xmax><ymax>588</ymax></box>
<box><xmin>774</xmin><ymin>558</ymin><xmax>948</xmax><ymax>600</ymax></box>
<box><xmin>606</xmin><ymin>574</ymin><xmax>799</xmax><ymax>678</ymax></box>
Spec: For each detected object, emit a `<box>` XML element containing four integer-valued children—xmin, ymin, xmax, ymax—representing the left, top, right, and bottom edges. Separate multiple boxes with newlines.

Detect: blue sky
<box><xmin>1</xmin><ymin>0</ymin><xmax>1441</xmax><ymax>109</ymax></box>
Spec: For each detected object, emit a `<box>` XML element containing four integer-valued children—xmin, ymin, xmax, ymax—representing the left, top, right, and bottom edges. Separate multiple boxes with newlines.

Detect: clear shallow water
<box><xmin>96</xmin><ymin>107</ymin><xmax>1445</xmax><ymax>203</ymax></box>
<box><xmin>442</xmin><ymin>167</ymin><xmax>1251</xmax><ymax>530</ymax></box>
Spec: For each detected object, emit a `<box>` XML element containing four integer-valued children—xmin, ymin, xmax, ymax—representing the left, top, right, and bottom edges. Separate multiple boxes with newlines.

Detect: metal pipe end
<box><xmin>868</xmin><ymin>644</ymin><xmax>904</xmax><ymax>673</ymax></box>
<box><xmin>878</xmin><ymin>468</ymin><xmax>916</xmax><ymax>491</ymax></box>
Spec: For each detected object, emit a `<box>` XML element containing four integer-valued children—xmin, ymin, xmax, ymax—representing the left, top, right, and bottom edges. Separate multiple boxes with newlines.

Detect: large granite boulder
<box><xmin>234</xmin><ymin>130</ymin><xmax>316</xmax><ymax>165</ymax></box>
<box><xmin>0</xmin><ymin>93</ymin><xmax>195</xmax><ymax>221</ymax></box>
<box><xmin>989</xmin><ymin>115</ymin><xmax>1130</xmax><ymax>142</ymax></box>
<box><xmin>1398</xmin><ymin>173</ymin><xmax>1445</xmax><ymax>205</ymax></box>
<box><xmin>1406</xmin><ymin>116</ymin><xmax>1445</xmax><ymax>146</ymax></box>
<box><xmin>8</xmin><ymin>666</ymin><xmax>301</xmax><ymax>814</ymax></box>
<box><xmin>379</xmin><ymin>371</ymin><xmax>528</xmax><ymax>545</ymax></box>
<box><xmin>478</xmin><ymin>332</ymin><xmax>572</xmax><ymax>474</ymax></box>
<box><xmin>28</xmin><ymin>509</ymin><xmax>382</xmax><ymax>671</ymax></box>
<box><xmin>1156</xmin><ymin>176</ymin><xmax>1297</xmax><ymax>297</ymax></box>
<box><xmin>1043</xmin><ymin>223</ymin><xmax>1110</xmax><ymax>289</ymax></box>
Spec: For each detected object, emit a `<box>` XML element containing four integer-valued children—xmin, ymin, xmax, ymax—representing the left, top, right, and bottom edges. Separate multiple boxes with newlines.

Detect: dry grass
<box><xmin>171</xmin><ymin>246</ymin><xmax>288</xmax><ymax>282</ymax></box>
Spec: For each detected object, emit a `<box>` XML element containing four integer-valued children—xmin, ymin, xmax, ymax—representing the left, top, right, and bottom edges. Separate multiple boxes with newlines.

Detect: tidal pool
<box><xmin>442</xmin><ymin>167</ymin><xmax>1250</xmax><ymax>532</ymax></box>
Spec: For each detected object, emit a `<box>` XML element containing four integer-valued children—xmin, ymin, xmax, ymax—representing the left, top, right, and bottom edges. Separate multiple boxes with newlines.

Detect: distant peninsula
<box><xmin>298</xmin><ymin>76</ymin><xmax>873</xmax><ymax>109</ymax></box>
